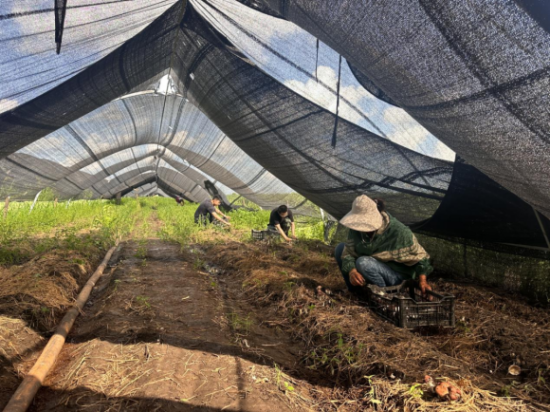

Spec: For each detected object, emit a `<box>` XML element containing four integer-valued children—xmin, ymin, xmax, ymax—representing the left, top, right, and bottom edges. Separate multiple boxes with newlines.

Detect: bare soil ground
<box><xmin>1</xmin><ymin>222</ymin><xmax>549</xmax><ymax>412</ymax></box>
<box><xmin>25</xmin><ymin>239</ymin><xmax>314</xmax><ymax>411</ymax></box>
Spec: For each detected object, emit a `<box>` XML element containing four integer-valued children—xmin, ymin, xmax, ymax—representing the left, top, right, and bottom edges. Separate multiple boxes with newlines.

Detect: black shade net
<box><xmin>0</xmin><ymin>0</ymin><xmax>548</xmax><ymax>255</ymax></box>
<box><xmin>258</xmin><ymin>0</ymin><xmax>550</xmax><ymax>221</ymax></box>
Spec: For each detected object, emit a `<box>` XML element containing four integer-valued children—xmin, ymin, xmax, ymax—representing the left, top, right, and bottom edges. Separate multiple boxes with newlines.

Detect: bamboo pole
<box><xmin>3</xmin><ymin>196</ymin><xmax>9</xmax><ymax>220</ymax></box>
<box><xmin>3</xmin><ymin>244</ymin><xmax>119</xmax><ymax>412</ymax></box>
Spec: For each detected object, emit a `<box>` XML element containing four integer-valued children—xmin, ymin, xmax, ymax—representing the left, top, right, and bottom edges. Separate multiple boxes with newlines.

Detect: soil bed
<box><xmin>26</xmin><ymin>239</ymin><xmax>312</xmax><ymax>411</ymax></box>
<box><xmin>2</xmin><ymin>222</ymin><xmax>549</xmax><ymax>411</ymax></box>
<box><xmin>204</xmin><ymin>238</ymin><xmax>550</xmax><ymax>411</ymax></box>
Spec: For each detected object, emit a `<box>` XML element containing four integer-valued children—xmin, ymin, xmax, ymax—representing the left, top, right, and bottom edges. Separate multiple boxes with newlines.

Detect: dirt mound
<box><xmin>205</xmin><ymin>239</ymin><xmax>550</xmax><ymax>411</ymax></box>
<box><xmin>0</xmin><ymin>316</ymin><xmax>45</xmax><ymax>408</ymax></box>
<box><xmin>0</xmin><ymin>247</ymin><xmax>102</xmax><ymax>410</ymax></box>
<box><xmin>0</xmin><ymin>250</ymin><xmax>97</xmax><ymax>332</ymax></box>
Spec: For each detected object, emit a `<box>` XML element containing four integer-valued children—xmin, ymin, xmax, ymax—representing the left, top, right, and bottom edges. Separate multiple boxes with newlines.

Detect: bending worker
<box><xmin>268</xmin><ymin>205</ymin><xmax>296</xmax><ymax>242</ymax></box>
<box><xmin>335</xmin><ymin>195</ymin><xmax>432</xmax><ymax>294</ymax></box>
<box><xmin>194</xmin><ymin>195</ymin><xmax>231</xmax><ymax>227</ymax></box>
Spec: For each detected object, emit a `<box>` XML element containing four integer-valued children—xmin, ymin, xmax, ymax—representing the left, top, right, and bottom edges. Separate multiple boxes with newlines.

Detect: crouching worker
<box><xmin>334</xmin><ymin>195</ymin><xmax>432</xmax><ymax>295</ymax></box>
<box><xmin>194</xmin><ymin>195</ymin><xmax>231</xmax><ymax>227</ymax></box>
<box><xmin>267</xmin><ymin>205</ymin><xmax>296</xmax><ymax>243</ymax></box>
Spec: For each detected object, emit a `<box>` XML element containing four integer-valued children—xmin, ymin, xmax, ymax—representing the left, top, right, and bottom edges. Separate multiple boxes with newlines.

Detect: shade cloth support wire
<box><xmin>533</xmin><ymin>207</ymin><xmax>550</xmax><ymax>251</ymax></box>
<box><xmin>155</xmin><ymin>0</ymin><xmax>188</xmax><ymax>177</ymax></box>
<box><xmin>229</xmin><ymin>194</ymin><xmax>242</xmax><ymax>205</ymax></box>
<box><xmin>315</xmin><ymin>38</ymin><xmax>319</xmax><ymax>82</ymax></box>
<box><xmin>332</xmin><ymin>55</ymin><xmax>342</xmax><ymax>148</ymax></box>
<box><xmin>290</xmin><ymin>197</ymin><xmax>308</xmax><ymax>211</ymax></box>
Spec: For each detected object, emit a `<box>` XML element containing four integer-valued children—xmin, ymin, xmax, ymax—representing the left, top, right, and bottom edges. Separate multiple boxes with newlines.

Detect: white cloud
<box><xmin>284</xmin><ymin>65</ymin><xmax>371</xmax><ymax>125</ymax></box>
<box><xmin>197</xmin><ymin>0</ymin><xmax>455</xmax><ymax>162</ymax></box>
<box><xmin>383</xmin><ymin>107</ymin><xmax>455</xmax><ymax>161</ymax></box>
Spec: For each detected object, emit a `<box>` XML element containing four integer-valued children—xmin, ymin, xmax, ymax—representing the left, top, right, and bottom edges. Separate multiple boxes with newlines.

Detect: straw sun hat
<box><xmin>340</xmin><ymin>195</ymin><xmax>383</xmax><ymax>232</ymax></box>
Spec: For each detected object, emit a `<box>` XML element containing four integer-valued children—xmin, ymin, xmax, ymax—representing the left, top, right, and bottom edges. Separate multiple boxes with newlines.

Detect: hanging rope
<box><xmin>331</xmin><ymin>54</ymin><xmax>342</xmax><ymax>148</ymax></box>
<box><xmin>54</xmin><ymin>0</ymin><xmax>68</xmax><ymax>54</ymax></box>
<box><xmin>315</xmin><ymin>38</ymin><xmax>320</xmax><ymax>82</ymax></box>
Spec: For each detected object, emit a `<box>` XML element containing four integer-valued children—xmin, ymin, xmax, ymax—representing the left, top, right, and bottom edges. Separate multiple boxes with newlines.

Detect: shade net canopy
<box><xmin>0</xmin><ymin>90</ymin><xmax>316</xmax><ymax>214</ymax></box>
<box><xmin>0</xmin><ymin>0</ymin><xmax>549</xmax><ymax>254</ymax></box>
<box><xmin>258</xmin><ymin>0</ymin><xmax>550</xmax><ymax>221</ymax></box>
<box><xmin>0</xmin><ymin>0</ymin><xmax>178</xmax><ymax>113</ymax></box>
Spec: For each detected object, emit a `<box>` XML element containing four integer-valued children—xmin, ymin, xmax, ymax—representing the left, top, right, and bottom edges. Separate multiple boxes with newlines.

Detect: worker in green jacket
<box><xmin>334</xmin><ymin>195</ymin><xmax>433</xmax><ymax>295</ymax></box>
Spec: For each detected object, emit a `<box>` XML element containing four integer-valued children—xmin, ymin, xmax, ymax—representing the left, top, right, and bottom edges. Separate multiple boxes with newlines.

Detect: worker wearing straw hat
<box><xmin>335</xmin><ymin>195</ymin><xmax>433</xmax><ymax>295</ymax></box>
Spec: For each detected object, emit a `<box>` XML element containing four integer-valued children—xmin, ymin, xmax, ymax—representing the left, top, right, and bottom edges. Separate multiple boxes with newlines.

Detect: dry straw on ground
<box><xmin>205</xmin><ymin>238</ymin><xmax>550</xmax><ymax>412</ymax></box>
<box><xmin>0</xmin><ymin>249</ymin><xmax>97</xmax><ymax>331</ymax></box>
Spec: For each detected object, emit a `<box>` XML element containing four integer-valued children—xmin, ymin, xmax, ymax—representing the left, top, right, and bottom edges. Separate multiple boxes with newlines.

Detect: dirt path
<box><xmin>29</xmin><ymin>238</ymin><xmax>311</xmax><ymax>411</ymax></box>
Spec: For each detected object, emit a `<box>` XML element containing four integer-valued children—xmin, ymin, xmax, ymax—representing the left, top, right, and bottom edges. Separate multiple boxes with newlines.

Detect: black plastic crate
<box><xmin>251</xmin><ymin>229</ymin><xmax>276</xmax><ymax>240</ymax></box>
<box><xmin>366</xmin><ymin>281</ymin><xmax>455</xmax><ymax>329</ymax></box>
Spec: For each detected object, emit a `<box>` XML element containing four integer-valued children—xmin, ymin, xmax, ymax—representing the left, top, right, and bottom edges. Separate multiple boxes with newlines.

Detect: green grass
<box><xmin>0</xmin><ymin>196</ymin><xmax>326</xmax><ymax>265</ymax></box>
<box><xmin>0</xmin><ymin>198</ymin><xmax>153</xmax><ymax>265</ymax></box>
<box><xmin>156</xmin><ymin>198</ymin><xmax>325</xmax><ymax>245</ymax></box>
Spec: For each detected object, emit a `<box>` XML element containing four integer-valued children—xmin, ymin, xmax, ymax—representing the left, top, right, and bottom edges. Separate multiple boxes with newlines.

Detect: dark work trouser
<box><xmin>267</xmin><ymin>217</ymin><xmax>292</xmax><ymax>235</ymax></box>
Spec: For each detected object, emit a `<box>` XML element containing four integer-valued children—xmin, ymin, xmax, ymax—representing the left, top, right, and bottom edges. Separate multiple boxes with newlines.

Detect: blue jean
<box><xmin>334</xmin><ymin>242</ymin><xmax>405</xmax><ymax>291</ymax></box>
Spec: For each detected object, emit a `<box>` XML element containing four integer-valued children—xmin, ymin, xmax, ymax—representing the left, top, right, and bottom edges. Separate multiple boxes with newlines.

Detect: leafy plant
<box><xmin>135</xmin><ymin>295</ymin><xmax>151</xmax><ymax>309</ymax></box>
<box><xmin>407</xmin><ymin>383</ymin><xmax>424</xmax><ymax>399</ymax></box>
<box><xmin>228</xmin><ymin>312</ymin><xmax>254</xmax><ymax>334</ymax></box>
<box><xmin>363</xmin><ymin>375</ymin><xmax>381</xmax><ymax>405</ymax></box>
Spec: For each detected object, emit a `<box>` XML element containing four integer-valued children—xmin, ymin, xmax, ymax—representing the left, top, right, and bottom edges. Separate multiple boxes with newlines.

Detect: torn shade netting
<box><xmin>0</xmin><ymin>0</ymin><xmax>549</xmax><ymax>253</ymax></box>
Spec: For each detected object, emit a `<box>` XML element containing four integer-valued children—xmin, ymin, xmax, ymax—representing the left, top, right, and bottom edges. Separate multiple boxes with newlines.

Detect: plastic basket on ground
<box><xmin>251</xmin><ymin>229</ymin><xmax>276</xmax><ymax>240</ymax></box>
<box><xmin>366</xmin><ymin>280</ymin><xmax>455</xmax><ymax>329</ymax></box>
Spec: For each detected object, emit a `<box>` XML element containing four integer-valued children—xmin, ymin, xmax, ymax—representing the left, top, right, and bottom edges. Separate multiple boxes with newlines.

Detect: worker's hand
<box><xmin>291</xmin><ymin>235</ymin><xmax>297</xmax><ymax>240</ymax></box>
<box><xmin>225</xmin><ymin>215</ymin><xmax>231</xmax><ymax>221</ymax></box>
<box><xmin>418</xmin><ymin>275</ymin><xmax>432</xmax><ymax>300</ymax></box>
<box><xmin>349</xmin><ymin>268</ymin><xmax>365</xmax><ymax>287</ymax></box>
<box><xmin>284</xmin><ymin>236</ymin><xmax>293</xmax><ymax>244</ymax></box>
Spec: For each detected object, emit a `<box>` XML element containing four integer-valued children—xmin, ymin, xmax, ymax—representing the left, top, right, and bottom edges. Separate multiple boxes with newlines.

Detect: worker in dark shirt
<box><xmin>175</xmin><ymin>195</ymin><xmax>184</xmax><ymax>206</ymax></box>
<box><xmin>267</xmin><ymin>205</ymin><xmax>296</xmax><ymax>242</ymax></box>
<box><xmin>194</xmin><ymin>195</ymin><xmax>231</xmax><ymax>227</ymax></box>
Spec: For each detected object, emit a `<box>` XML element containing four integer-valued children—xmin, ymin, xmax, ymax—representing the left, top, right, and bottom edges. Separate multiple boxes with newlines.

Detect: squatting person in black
<box><xmin>267</xmin><ymin>205</ymin><xmax>296</xmax><ymax>243</ymax></box>
<box><xmin>194</xmin><ymin>195</ymin><xmax>231</xmax><ymax>227</ymax></box>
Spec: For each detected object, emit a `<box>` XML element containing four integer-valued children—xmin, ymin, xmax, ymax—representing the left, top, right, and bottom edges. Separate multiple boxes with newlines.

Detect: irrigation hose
<box><xmin>3</xmin><ymin>244</ymin><xmax>120</xmax><ymax>412</ymax></box>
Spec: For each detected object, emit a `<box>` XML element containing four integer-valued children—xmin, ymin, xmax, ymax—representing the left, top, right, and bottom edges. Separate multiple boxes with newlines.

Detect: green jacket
<box><xmin>341</xmin><ymin>212</ymin><xmax>433</xmax><ymax>279</ymax></box>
